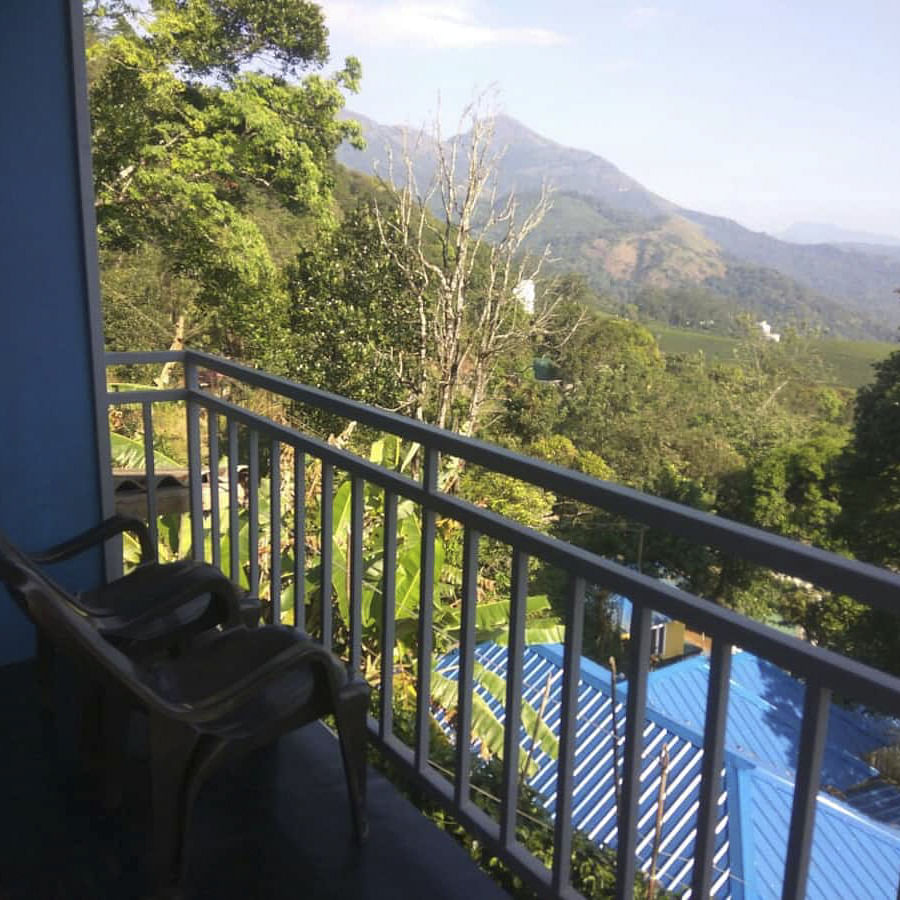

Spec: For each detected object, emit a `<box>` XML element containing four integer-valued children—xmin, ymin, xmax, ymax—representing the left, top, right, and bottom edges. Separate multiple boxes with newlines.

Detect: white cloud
<box><xmin>623</xmin><ymin>6</ymin><xmax>663</xmax><ymax>28</ymax></box>
<box><xmin>321</xmin><ymin>2</ymin><xmax>568</xmax><ymax>49</ymax></box>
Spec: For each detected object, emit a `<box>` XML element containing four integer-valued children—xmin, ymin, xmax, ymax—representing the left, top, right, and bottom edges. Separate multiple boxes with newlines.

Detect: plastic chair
<box><xmin>0</xmin><ymin>534</ymin><xmax>369</xmax><ymax>893</ymax></box>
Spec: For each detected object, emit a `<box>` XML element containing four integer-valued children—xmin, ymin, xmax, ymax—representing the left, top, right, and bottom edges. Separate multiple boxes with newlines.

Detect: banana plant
<box><xmin>299</xmin><ymin>435</ymin><xmax>563</xmax><ymax>771</ymax></box>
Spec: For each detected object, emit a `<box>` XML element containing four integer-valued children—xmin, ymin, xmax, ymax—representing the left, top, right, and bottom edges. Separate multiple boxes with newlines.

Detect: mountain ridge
<box><xmin>337</xmin><ymin>111</ymin><xmax>900</xmax><ymax>339</ymax></box>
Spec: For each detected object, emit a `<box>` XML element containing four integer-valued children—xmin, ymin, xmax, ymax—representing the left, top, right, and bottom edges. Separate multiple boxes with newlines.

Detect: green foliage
<box><xmin>285</xmin><ymin>202</ymin><xmax>419</xmax><ymax>418</ymax></box>
<box><xmin>840</xmin><ymin>348</ymin><xmax>900</xmax><ymax>567</ymax></box>
<box><xmin>89</xmin><ymin>0</ymin><xmax>362</xmax><ymax>367</ymax></box>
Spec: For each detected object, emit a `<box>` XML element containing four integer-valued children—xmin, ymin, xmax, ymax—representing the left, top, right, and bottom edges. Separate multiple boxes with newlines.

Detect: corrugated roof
<box><xmin>738</xmin><ymin>765</ymin><xmax>900</xmax><ymax>899</ymax></box>
<box><xmin>435</xmin><ymin>643</ymin><xmax>900</xmax><ymax>899</ymax></box>
<box><xmin>437</xmin><ymin>644</ymin><xmax>736</xmax><ymax>897</ymax></box>
<box><xmin>844</xmin><ymin>779</ymin><xmax>900</xmax><ymax>827</ymax></box>
<box><xmin>646</xmin><ymin>651</ymin><xmax>896</xmax><ymax>789</ymax></box>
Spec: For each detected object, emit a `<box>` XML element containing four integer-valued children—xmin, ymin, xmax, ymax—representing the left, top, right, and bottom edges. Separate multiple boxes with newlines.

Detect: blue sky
<box><xmin>318</xmin><ymin>1</ymin><xmax>900</xmax><ymax>238</ymax></box>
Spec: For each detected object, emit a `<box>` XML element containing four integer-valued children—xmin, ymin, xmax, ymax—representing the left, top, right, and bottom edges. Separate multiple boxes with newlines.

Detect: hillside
<box><xmin>339</xmin><ymin>111</ymin><xmax>900</xmax><ymax>340</ymax></box>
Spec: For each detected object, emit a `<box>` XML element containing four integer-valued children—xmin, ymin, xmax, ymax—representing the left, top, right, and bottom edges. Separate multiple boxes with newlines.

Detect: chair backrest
<box><xmin>0</xmin><ymin>532</ymin><xmax>161</xmax><ymax>708</ymax></box>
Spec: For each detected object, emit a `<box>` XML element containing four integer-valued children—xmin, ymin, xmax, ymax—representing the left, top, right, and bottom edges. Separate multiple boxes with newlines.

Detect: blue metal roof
<box><xmin>437</xmin><ymin>644</ymin><xmax>737</xmax><ymax>897</ymax></box>
<box><xmin>646</xmin><ymin>651</ymin><xmax>896</xmax><ymax>789</ymax></box>
<box><xmin>435</xmin><ymin>643</ymin><xmax>900</xmax><ymax>899</ymax></box>
<box><xmin>736</xmin><ymin>765</ymin><xmax>900</xmax><ymax>899</ymax></box>
<box><xmin>843</xmin><ymin>779</ymin><xmax>900</xmax><ymax>827</ymax></box>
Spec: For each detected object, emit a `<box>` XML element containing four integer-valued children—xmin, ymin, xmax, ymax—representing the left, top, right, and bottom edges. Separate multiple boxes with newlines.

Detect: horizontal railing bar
<box><xmin>165</xmin><ymin>350</ymin><xmax>900</xmax><ymax>608</ymax></box>
<box><xmin>106</xmin><ymin>350</ymin><xmax>184</xmax><ymax>366</ymax></box>
<box><xmin>107</xmin><ymin>388</ymin><xmax>186</xmax><ymax>406</ymax></box>
<box><xmin>186</xmin><ymin>390</ymin><xmax>900</xmax><ymax>713</ymax></box>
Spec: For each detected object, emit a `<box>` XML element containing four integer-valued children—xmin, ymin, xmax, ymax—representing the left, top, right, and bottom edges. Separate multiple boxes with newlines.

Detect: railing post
<box><xmin>692</xmin><ymin>639</ymin><xmax>732</xmax><ymax>898</ymax></box>
<box><xmin>415</xmin><ymin>447</ymin><xmax>439</xmax><ymax>773</ymax></box>
<box><xmin>185</xmin><ymin>359</ymin><xmax>204</xmax><ymax>562</ymax></box>
<box><xmin>248</xmin><ymin>429</ymin><xmax>260</xmax><ymax>597</ymax></box>
<box><xmin>207</xmin><ymin>413</ymin><xmax>221</xmax><ymax>570</ymax></box>
<box><xmin>454</xmin><ymin>527</ymin><xmax>479</xmax><ymax>811</ymax></box>
<box><xmin>141</xmin><ymin>401</ymin><xmax>159</xmax><ymax>553</ymax></box>
<box><xmin>500</xmin><ymin>548</ymin><xmax>529</xmax><ymax>849</ymax></box>
<box><xmin>227</xmin><ymin>418</ymin><xmax>240</xmax><ymax>583</ymax></box>
<box><xmin>380</xmin><ymin>490</ymin><xmax>398</xmax><ymax>740</ymax></box>
<box><xmin>320</xmin><ymin>462</ymin><xmax>334</xmax><ymax>649</ymax></box>
<box><xmin>293</xmin><ymin>451</ymin><xmax>306</xmax><ymax>631</ymax></box>
<box><xmin>552</xmin><ymin>575</ymin><xmax>585</xmax><ymax>894</ymax></box>
<box><xmin>349</xmin><ymin>475</ymin><xmax>364</xmax><ymax>672</ymax></box>
<box><xmin>782</xmin><ymin>680</ymin><xmax>831</xmax><ymax>900</ymax></box>
<box><xmin>270</xmin><ymin>439</ymin><xmax>281</xmax><ymax>625</ymax></box>
<box><xmin>616</xmin><ymin>601</ymin><xmax>653</xmax><ymax>899</ymax></box>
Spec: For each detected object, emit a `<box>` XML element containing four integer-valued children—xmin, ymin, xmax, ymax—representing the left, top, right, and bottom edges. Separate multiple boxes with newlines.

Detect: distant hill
<box><xmin>338</xmin><ymin>111</ymin><xmax>900</xmax><ymax>340</ymax></box>
<box><xmin>778</xmin><ymin>222</ymin><xmax>900</xmax><ymax>247</ymax></box>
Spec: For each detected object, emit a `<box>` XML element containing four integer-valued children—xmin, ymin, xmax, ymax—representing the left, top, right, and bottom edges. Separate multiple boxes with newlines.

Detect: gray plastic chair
<box><xmin>0</xmin><ymin>533</ymin><xmax>369</xmax><ymax>893</ymax></box>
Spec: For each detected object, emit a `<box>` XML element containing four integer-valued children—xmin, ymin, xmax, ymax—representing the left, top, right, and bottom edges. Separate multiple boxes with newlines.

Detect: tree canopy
<box><xmin>89</xmin><ymin>0</ymin><xmax>361</xmax><ymax>366</ymax></box>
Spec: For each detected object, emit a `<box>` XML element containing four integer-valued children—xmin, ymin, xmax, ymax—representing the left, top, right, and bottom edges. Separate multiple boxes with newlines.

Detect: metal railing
<box><xmin>106</xmin><ymin>349</ymin><xmax>900</xmax><ymax>900</ymax></box>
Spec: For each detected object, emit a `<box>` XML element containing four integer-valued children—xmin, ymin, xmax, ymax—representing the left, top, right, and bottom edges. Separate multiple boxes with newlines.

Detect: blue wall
<box><xmin>0</xmin><ymin>1</ymin><xmax>106</xmax><ymax>664</ymax></box>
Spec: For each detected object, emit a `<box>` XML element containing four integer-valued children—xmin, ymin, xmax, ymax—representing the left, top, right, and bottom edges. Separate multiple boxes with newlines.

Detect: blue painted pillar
<box><xmin>0</xmin><ymin>1</ymin><xmax>109</xmax><ymax>664</ymax></box>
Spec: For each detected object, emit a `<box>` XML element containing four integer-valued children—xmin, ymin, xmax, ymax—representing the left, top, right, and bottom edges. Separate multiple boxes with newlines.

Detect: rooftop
<box><xmin>437</xmin><ymin>643</ymin><xmax>900</xmax><ymax>899</ymax></box>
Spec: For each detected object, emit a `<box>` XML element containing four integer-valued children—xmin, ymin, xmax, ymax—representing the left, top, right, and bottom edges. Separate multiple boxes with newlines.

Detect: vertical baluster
<box><xmin>500</xmin><ymin>548</ymin><xmax>528</xmax><ymax>849</ymax></box>
<box><xmin>294</xmin><ymin>450</ymin><xmax>306</xmax><ymax>631</ymax></box>
<box><xmin>141</xmin><ymin>402</ymin><xmax>158</xmax><ymax>553</ymax></box>
<box><xmin>782</xmin><ymin>680</ymin><xmax>831</xmax><ymax>900</ymax></box>
<box><xmin>320</xmin><ymin>462</ymin><xmax>334</xmax><ymax>649</ymax></box>
<box><xmin>454</xmin><ymin>527</ymin><xmax>479</xmax><ymax>811</ymax></box>
<box><xmin>185</xmin><ymin>361</ymin><xmax>203</xmax><ymax>561</ymax></box>
<box><xmin>227</xmin><ymin>419</ymin><xmax>239</xmax><ymax>583</ymax></box>
<box><xmin>616</xmin><ymin>601</ymin><xmax>653</xmax><ymax>899</ymax></box>
<box><xmin>207</xmin><ymin>413</ymin><xmax>221</xmax><ymax>570</ymax></box>
<box><xmin>270</xmin><ymin>440</ymin><xmax>281</xmax><ymax>625</ymax></box>
<box><xmin>692</xmin><ymin>639</ymin><xmax>732</xmax><ymax>899</ymax></box>
<box><xmin>380</xmin><ymin>490</ymin><xmax>398</xmax><ymax>740</ymax></box>
<box><xmin>415</xmin><ymin>447</ymin><xmax>439</xmax><ymax>773</ymax></box>
<box><xmin>349</xmin><ymin>475</ymin><xmax>364</xmax><ymax>671</ymax></box>
<box><xmin>552</xmin><ymin>575</ymin><xmax>585</xmax><ymax>893</ymax></box>
<box><xmin>248</xmin><ymin>430</ymin><xmax>260</xmax><ymax>597</ymax></box>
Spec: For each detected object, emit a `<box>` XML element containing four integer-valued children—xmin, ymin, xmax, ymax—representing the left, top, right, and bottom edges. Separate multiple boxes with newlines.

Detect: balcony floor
<box><xmin>0</xmin><ymin>658</ymin><xmax>509</xmax><ymax>900</ymax></box>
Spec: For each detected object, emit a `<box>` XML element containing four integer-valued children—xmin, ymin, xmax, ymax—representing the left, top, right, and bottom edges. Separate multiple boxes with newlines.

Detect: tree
<box><xmin>839</xmin><ymin>349</ymin><xmax>900</xmax><ymax>567</ymax></box>
<box><xmin>88</xmin><ymin>0</ymin><xmax>362</xmax><ymax>368</ymax></box>
<box><xmin>285</xmin><ymin>201</ymin><xmax>420</xmax><ymax>419</ymax></box>
<box><xmin>371</xmin><ymin>97</ymin><xmax>576</xmax><ymax>435</ymax></box>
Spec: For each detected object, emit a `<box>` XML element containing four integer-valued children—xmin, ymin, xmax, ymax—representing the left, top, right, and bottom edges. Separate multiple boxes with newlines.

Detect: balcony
<box><xmin>0</xmin><ymin>657</ymin><xmax>508</xmax><ymax>899</ymax></box>
<box><xmin>66</xmin><ymin>348</ymin><xmax>900</xmax><ymax>899</ymax></box>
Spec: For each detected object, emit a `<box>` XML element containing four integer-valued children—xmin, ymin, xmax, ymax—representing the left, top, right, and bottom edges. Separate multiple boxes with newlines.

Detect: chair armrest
<box><xmin>30</xmin><ymin>516</ymin><xmax>157</xmax><ymax>566</ymax></box>
<box><xmin>108</xmin><ymin>565</ymin><xmax>245</xmax><ymax>635</ymax></box>
<box><xmin>175</xmin><ymin>637</ymin><xmax>356</xmax><ymax>722</ymax></box>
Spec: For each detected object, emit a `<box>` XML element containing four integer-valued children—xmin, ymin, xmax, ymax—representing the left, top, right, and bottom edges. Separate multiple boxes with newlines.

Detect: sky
<box><xmin>316</xmin><ymin>0</ymin><xmax>900</xmax><ymax>238</ymax></box>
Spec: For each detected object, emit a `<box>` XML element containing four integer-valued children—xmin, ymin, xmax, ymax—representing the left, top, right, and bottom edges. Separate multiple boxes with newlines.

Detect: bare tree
<box><xmin>372</xmin><ymin>96</ymin><xmax>576</xmax><ymax>435</ymax></box>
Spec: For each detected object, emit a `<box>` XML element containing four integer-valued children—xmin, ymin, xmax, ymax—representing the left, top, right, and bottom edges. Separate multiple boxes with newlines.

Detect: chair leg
<box><xmin>334</xmin><ymin>678</ymin><xmax>370</xmax><ymax>844</ymax></box>
<box><xmin>149</xmin><ymin>713</ymin><xmax>199</xmax><ymax>892</ymax></box>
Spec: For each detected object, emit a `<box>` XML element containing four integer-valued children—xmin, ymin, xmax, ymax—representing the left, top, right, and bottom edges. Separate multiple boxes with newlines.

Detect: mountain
<box><xmin>338</xmin><ymin>112</ymin><xmax>900</xmax><ymax>339</ymax></box>
<box><xmin>778</xmin><ymin>222</ymin><xmax>900</xmax><ymax>248</ymax></box>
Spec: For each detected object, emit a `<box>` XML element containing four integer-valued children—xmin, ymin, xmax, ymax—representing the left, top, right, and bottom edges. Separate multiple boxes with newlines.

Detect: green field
<box><xmin>651</xmin><ymin>324</ymin><xmax>895</xmax><ymax>389</ymax></box>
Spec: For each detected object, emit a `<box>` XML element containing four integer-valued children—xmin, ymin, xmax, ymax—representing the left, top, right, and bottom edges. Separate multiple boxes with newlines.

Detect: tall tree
<box><xmin>371</xmin><ymin>97</ymin><xmax>575</xmax><ymax>434</ymax></box>
<box><xmin>840</xmin><ymin>349</ymin><xmax>900</xmax><ymax>567</ymax></box>
<box><xmin>88</xmin><ymin>0</ymin><xmax>362</xmax><ymax>367</ymax></box>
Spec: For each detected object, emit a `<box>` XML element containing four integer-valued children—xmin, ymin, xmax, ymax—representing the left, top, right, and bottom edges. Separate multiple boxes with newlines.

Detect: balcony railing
<box><xmin>106</xmin><ymin>349</ymin><xmax>900</xmax><ymax>900</ymax></box>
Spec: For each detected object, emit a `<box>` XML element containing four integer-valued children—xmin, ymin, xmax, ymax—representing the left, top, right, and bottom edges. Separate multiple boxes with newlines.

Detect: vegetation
<box><xmin>92</xmin><ymin>1</ymin><xmax>900</xmax><ymax>894</ymax></box>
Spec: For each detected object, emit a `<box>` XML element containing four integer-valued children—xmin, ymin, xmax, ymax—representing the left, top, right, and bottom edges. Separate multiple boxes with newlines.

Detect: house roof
<box><xmin>645</xmin><ymin>650</ymin><xmax>896</xmax><ymax>789</ymax></box>
<box><xmin>435</xmin><ymin>643</ymin><xmax>900</xmax><ymax>899</ymax></box>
